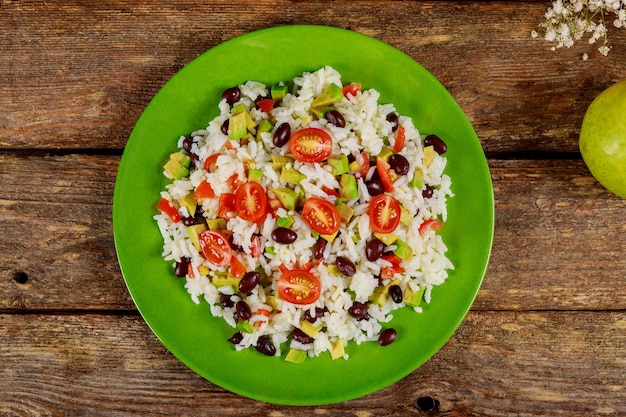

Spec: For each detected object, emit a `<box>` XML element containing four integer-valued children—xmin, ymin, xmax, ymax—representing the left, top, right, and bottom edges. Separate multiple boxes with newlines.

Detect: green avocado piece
<box><xmin>392</xmin><ymin>239</ymin><xmax>413</xmax><ymax>261</ymax></box>
<box><xmin>207</xmin><ymin>218</ymin><xmax>226</xmax><ymax>231</ymax></box>
<box><xmin>186</xmin><ymin>223</ymin><xmax>207</xmax><ymax>250</ymax></box>
<box><xmin>280</xmin><ymin>167</ymin><xmax>306</xmax><ymax>185</ymax></box>
<box><xmin>311</xmin><ymin>83</ymin><xmax>343</xmax><ymax>108</ymax></box>
<box><xmin>277</xmin><ymin>215</ymin><xmax>294</xmax><ymax>228</ymax></box>
<box><xmin>409</xmin><ymin>167</ymin><xmax>424</xmax><ymax>189</ymax></box>
<box><xmin>256</xmin><ymin>119</ymin><xmax>274</xmax><ymax>140</ymax></box>
<box><xmin>236</xmin><ymin>320</ymin><xmax>254</xmax><ymax>334</ymax></box>
<box><xmin>285</xmin><ymin>348</ymin><xmax>307</xmax><ymax>364</ymax></box>
<box><xmin>271</xmin><ymin>84</ymin><xmax>288</xmax><ymax>101</ymax></box>
<box><xmin>212</xmin><ymin>273</ymin><xmax>241</xmax><ymax>289</ymax></box>
<box><xmin>269</xmin><ymin>187</ymin><xmax>299</xmax><ymax>211</ymax></box>
<box><xmin>339</xmin><ymin>174</ymin><xmax>358</xmax><ymax>201</ymax></box>
<box><xmin>164</xmin><ymin>159</ymin><xmax>189</xmax><ymax>180</ymax></box>
<box><xmin>335</xmin><ymin>201</ymin><xmax>354</xmax><ymax>223</ymax></box>
<box><xmin>328</xmin><ymin>154</ymin><xmax>349</xmax><ymax>176</ymax></box>
<box><xmin>404</xmin><ymin>285</ymin><xmax>425</xmax><ymax>307</ymax></box>
<box><xmin>248</xmin><ymin>168</ymin><xmax>264</xmax><ymax>183</ymax></box>
<box><xmin>170</xmin><ymin>151</ymin><xmax>191</xmax><ymax>168</ymax></box>
<box><xmin>228</xmin><ymin>111</ymin><xmax>248</xmax><ymax>140</ymax></box>
<box><xmin>272</xmin><ymin>155</ymin><xmax>294</xmax><ymax>171</ymax></box>
<box><xmin>378</xmin><ymin>147</ymin><xmax>394</xmax><ymax>162</ymax></box>
<box><xmin>179</xmin><ymin>193</ymin><xmax>197</xmax><ymax>217</ymax></box>
<box><xmin>310</xmin><ymin>106</ymin><xmax>334</xmax><ymax>119</ymax></box>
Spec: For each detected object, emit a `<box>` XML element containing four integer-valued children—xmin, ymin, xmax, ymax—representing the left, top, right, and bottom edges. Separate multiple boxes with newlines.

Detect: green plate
<box><xmin>113</xmin><ymin>25</ymin><xmax>494</xmax><ymax>406</ymax></box>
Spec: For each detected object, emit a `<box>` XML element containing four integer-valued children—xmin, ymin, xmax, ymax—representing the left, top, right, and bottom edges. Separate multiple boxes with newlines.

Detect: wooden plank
<box><xmin>2</xmin><ymin>1</ymin><xmax>625</xmax><ymax>152</ymax></box>
<box><xmin>1</xmin><ymin>311</ymin><xmax>625</xmax><ymax>415</ymax></box>
<box><xmin>1</xmin><ymin>154</ymin><xmax>625</xmax><ymax>311</ymax></box>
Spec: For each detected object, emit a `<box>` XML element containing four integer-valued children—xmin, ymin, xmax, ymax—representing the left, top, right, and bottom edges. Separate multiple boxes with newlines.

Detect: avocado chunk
<box><xmin>310</xmin><ymin>106</ymin><xmax>334</xmax><ymax>120</ymax></box>
<box><xmin>339</xmin><ymin>174</ymin><xmax>358</xmax><ymax>201</ymax></box>
<box><xmin>378</xmin><ymin>147</ymin><xmax>394</xmax><ymax>162</ymax></box>
<box><xmin>271</xmin><ymin>84</ymin><xmax>288</xmax><ymax>101</ymax></box>
<box><xmin>232</xmin><ymin>103</ymin><xmax>256</xmax><ymax>130</ymax></box>
<box><xmin>404</xmin><ymin>285</ymin><xmax>425</xmax><ymax>307</ymax></box>
<box><xmin>329</xmin><ymin>339</ymin><xmax>345</xmax><ymax>360</ymax></box>
<box><xmin>409</xmin><ymin>167</ymin><xmax>424</xmax><ymax>189</ymax></box>
<box><xmin>272</xmin><ymin>155</ymin><xmax>294</xmax><ymax>171</ymax></box>
<box><xmin>256</xmin><ymin>119</ymin><xmax>274</xmax><ymax>140</ymax></box>
<box><xmin>423</xmin><ymin>145</ymin><xmax>435</xmax><ymax>167</ymax></box>
<box><xmin>373</xmin><ymin>232</ymin><xmax>399</xmax><ymax>245</ymax></box>
<box><xmin>328</xmin><ymin>154</ymin><xmax>349</xmax><ymax>176</ymax></box>
<box><xmin>212</xmin><ymin>273</ymin><xmax>241</xmax><ymax>289</ymax></box>
<box><xmin>236</xmin><ymin>320</ymin><xmax>254</xmax><ymax>334</ymax></box>
<box><xmin>285</xmin><ymin>348</ymin><xmax>307</xmax><ymax>364</ymax></box>
<box><xmin>248</xmin><ymin>168</ymin><xmax>263</xmax><ymax>183</ymax></box>
<box><xmin>392</xmin><ymin>239</ymin><xmax>413</xmax><ymax>261</ymax></box>
<box><xmin>228</xmin><ymin>111</ymin><xmax>248</xmax><ymax>140</ymax></box>
<box><xmin>369</xmin><ymin>279</ymin><xmax>401</xmax><ymax>306</ymax></box>
<box><xmin>400</xmin><ymin>206</ymin><xmax>413</xmax><ymax>226</ymax></box>
<box><xmin>186</xmin><ymin>223</ymin><xmax>207</xmax><ymax>251</ymax></box>
<box><xmin>311</xmin><ymin>83</ymin><xmax>343</xmax><ymax>108</ymax></box>
<box><xmin>336</xmin><ymin>201</ymin><xmax>354</xmax><ymax>223</ymax></box>
<box><xmin>300</xmin><ymin>320</ymin><xmax>323</xmax><ymax>337</ymax></box>
<box><xmin>280</xmin><ymin>167</ymin><xmax>306</xmax><ymax>185</ymax></box>
<box><xmin>269</xmin><ymin>187</ymin><xmax>299</xmax><ymax>211</ymax></box>
<box><xmin>179</xmin><ymin>193</ymin><xmax>196</xmax><ymax>217</ymax></box>
<box><xmin>207</xmin><ymin>218</ymin><xmax>227</xmax><ymax>231</ymax></box>
<box><xmin>164</xmin><ymin>152</ymin><xmax>191</xmax><ymax>180</ymax></box>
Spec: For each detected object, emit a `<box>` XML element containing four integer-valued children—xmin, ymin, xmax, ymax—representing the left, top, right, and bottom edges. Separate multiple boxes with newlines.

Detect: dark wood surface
<box><xmin>2</xmin><ymin>1</ymin><xmax>626</xmax><ymax>415</ymax></box>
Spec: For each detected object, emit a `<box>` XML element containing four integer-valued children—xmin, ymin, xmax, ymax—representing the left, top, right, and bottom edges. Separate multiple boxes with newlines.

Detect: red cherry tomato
<box><xmin>393</xmin><ymin>126</ymin><xmax>406</xmax><ymax>152</ymax></box>
<box><xmin>376</xmin><ymin>157</ymin><xmax>396</xmax><ymax>192</ymax></box>
<box><xmin>352</xmin><ymin>151</ymin><xmax>370</xmax><ymax>178</ymax></box>
<box><xmin>342</xmin><ymin>83</ymin><xmax>361</xmax><ymax>98</ymax></box>
<box><xmin>193</xmin><ymin>180</ymin><xmax>215</xmax><ymax>199</ymax></box>
<box><xmin>289</xmin><ymin>128</ymin><xmax>333</xmax><ymax>163</ymax></box>
<box><xmin>198</xmin><ymin>230</ymin><xmax>232</xmax><ymax>267</ymax></box>
<box><xmin>368</xmin><ymin>194</ymin><xmax>401</xmax><ymax>234</ymax></box>
<box><xmin>418</xmin><ymin>218</ymin><xmax>443</xmax><ymax>235</ymax></box>
<box><xmin>157</xmin><ymin>198</ymin><xmax>181</xmax><ymax>223</ymax></box>
<box><xmin>257</xmin><ymin>98</ymin><xmax>275</xmax><ymax>113</ymax></box>
<box><xmin>277</xmin><ymin>269</ymin><xmax>322</xmax><ymax>305</ymax></box>
<box><xmin>302</xmin><ymin>197</ymin><xmax>341</xmax><ymax>235</ymax></box>
<box><xmin>217</xmin><ymin>193</ymin><xmax>236</xmax><ymax>219</ymax></box>
<box><xmin>234</xmin><ymin>182</ymin><xmax>267</xmax><ymax>222</ymax></box>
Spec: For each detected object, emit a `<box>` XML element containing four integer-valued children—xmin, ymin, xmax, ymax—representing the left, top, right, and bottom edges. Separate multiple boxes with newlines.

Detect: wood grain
<box><xmin>1</xmin><ymin>312</ymin><xmax>625</xmax><ymax>416</ymax></box>
<box><xmin>2</xmin><ymin>1</ymin><xmax>626</xmax><ymax>152</ymax></box>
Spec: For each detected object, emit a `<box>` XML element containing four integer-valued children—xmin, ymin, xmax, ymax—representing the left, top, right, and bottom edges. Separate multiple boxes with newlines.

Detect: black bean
<box><xmin>220</xmin><ymin>119</ymin><xmax>229</xmax><ymax>135</ymax></box>
<box><xmin>255</xmin><ymin>335</ymin><xmax>277</xmax><ymax>356</ymax></box>
<box><xmin>174</xmin><ymin>257</ymin><xmax>190</xmax><ymax>277</ymax></box>
<box><xmin>272</xmin><ymin>227</ymin><xmax>297</xmax><ymax>244</ymax></box>
<box><xmin>238</xmin><ymin>271</ymin><xmax>260</xmax><ymax>294</ymax></box>
<box><xmin>228</xmin><ymin>332</ymin><xmax>243</xmax><ymax>345</ymax></box>
<box><xmin>336</xmin><ymin>256</ymin><xmax>356</xmax><ymax>277</ymax></box>
<box><xmin>365</xmin><ymin>179</ymin><xmax>385</xmax><ymax>196</ymax></box>
<box><xmin>182</xmin><ymin>136</ymin><xmax>194</xmax><ymax>153</ymax></box>
<box><xmin>305</xmin><ymin>307</ymin><xmax>328</xmax><ymax>323</ymax></box>
<box><xmin>273</xmin><ymin>122</ymin><xmax>291</xmax><ymax>147</ymax></box>
<box><xmin>378</xmin><ymin>328</ymin><xmax>397</xmax><ymax>346</ymax></box>
<box><xmin>424</xmin><ymin>134</ymin><xmax>447</xmax><ymax>154</ymax></box>
<box><xmin>221</xmin><ymin>86</ymin><xmax>241</xmax><ymax>105</ymax></box>
<box><xmin>235</xmin><ymin>300</ymin><xmax>252</xmax><ymax>321</ymax></box>
<box><xmin>313</xmin><ymin>238</ymin><xmax>327</xmax><ymax>260</ymax></box>
<box><xmin>389</xmin><ymin>285</ymin><xmax>403</xmax><ymax>304</ymax></box>
<box><xmin>292</xmin><ymin>328</ymin><xmax>315</xmax><ymax>344</ymax></box>
<box><xmin>422</xmin><ymin>184</ymin><xmax>434</xmax><ymax>199</ymax></box>
<box><xmin>181</xmin><ymin>215</ymin><xmax>197</xmax><ymax>226</ymax></box>
<box><xmin>348</xmin><ymin>302</ymin><xmax>369</xmax><ymax>319</ymax></box>
<box><xmin>219</xmin><ymin>294</ymin><xmax>235</xmax><ymax>308</ymax></box>
<box><xmin>386</xmin><ymin>112</ymin><xmax>399</xmax><ymax>131</ymax></box>
<box><xmin>325</xmin><ymin>110</ymin><xmax>346</xmax><ymax>128</ymax></box>
<box><xmin>366</xmin><ymin>239</ymin><xmax>385</xmax><ymax>262</ymax></box>
<box><xmin>388</xmin><ymin>153</ymin><xmax>410</xmax><ymax>176</ymax></box>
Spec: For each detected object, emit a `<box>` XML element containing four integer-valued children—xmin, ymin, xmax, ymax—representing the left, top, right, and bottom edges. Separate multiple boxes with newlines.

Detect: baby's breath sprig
<box><xmin>532</xmin><ymin>0</ymin><xmax>626</xmax><ymax>58</ymax></box>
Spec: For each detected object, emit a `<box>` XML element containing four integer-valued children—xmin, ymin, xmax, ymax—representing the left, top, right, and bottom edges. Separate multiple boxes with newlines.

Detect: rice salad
<box><xmin>155</xmin><ymin>66</ymin><xmax>454</xmax><ymax>362</ymax></box>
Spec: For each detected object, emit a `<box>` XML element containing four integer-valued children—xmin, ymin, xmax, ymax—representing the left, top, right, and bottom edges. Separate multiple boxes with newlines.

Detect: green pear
<box><xmin>579</xmin><ymin>79</ymin><xmax>626</xmax><ymax>198</ymax></box>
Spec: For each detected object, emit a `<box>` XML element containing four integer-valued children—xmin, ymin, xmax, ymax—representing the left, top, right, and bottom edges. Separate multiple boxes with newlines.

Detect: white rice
<box><xmin>155</xmin><ymin>66</ymin><xmax>454</xmax><ymax>360</ymax></box>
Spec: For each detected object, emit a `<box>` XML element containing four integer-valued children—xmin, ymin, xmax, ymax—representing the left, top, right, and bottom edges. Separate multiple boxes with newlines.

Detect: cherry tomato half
<box><xmin>289</xmin><ymin>128</ymin><xmax>333</xmax><ymax>163</ymax></box>
<box><xmin>376</xmin><ymin>157</ymin><xmax>396</xmax><ymax>192</ymax></box>
<box><xmin>302</xmin><ymin>197</ymin><xmax>341</xmax><ymax>235</ymax></box>
<box><xmin>342</xmin><ymin>83</ymin><xmax>361</xmax><ymax>98</ymax></box>
<box><xmin>368</xmin><ymin>194</ymin><xmax>401</xmax><ymax>234</ymax></box>
<box><xmin>277</xmin><ymin>269</ymin><xmax>322</xmax><ymax>305</ymax></box>
<box><xmin>235</xmin><ymin>182</ymin><xmax>267</xmax><ymax>222</ymax></box>
<box><xmin>418</xmin><ymin>218</ymin><xmax>443</xmax><ymax>235</ymax></box>
<box><xmin>199</xmin><ymin>230</ymin><xmax>232</xmax><ymax>267</ymax></box>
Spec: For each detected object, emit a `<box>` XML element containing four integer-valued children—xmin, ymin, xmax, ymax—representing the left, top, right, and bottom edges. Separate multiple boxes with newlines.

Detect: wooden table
<box><xmin>2</xmin><ymin>1</ymin><xmax>625</xmax><ymax>415</ymax></box>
